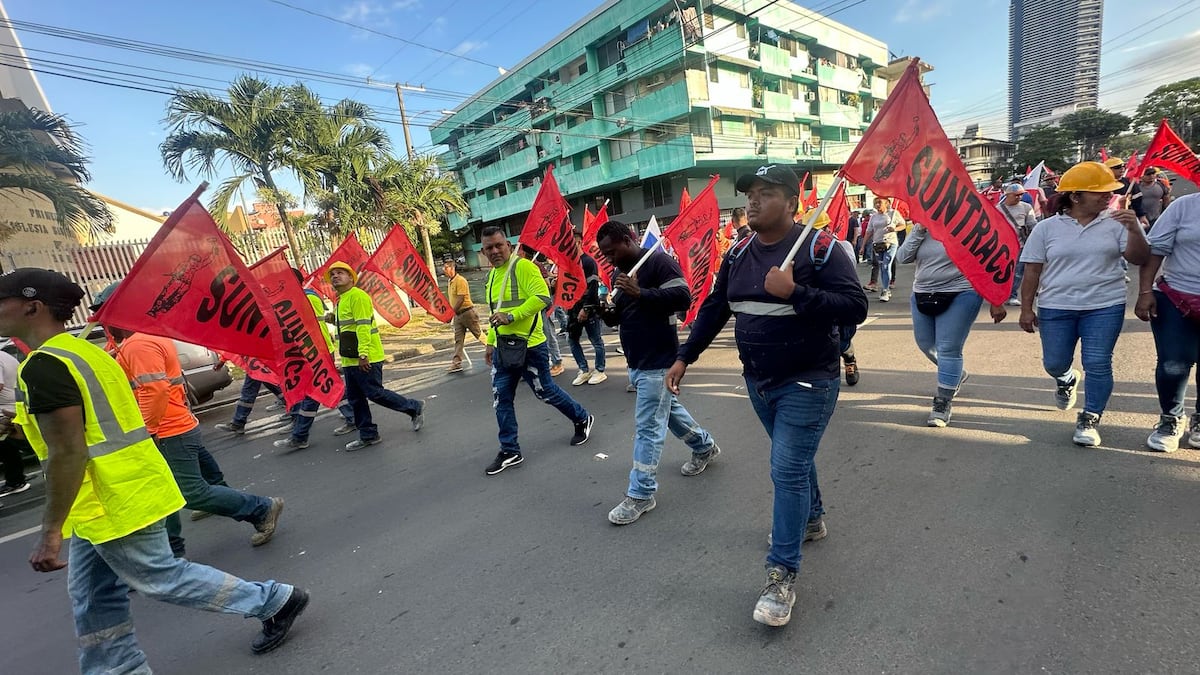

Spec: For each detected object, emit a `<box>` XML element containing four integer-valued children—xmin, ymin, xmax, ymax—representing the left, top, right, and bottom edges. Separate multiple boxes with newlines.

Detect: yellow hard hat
<box><xmin>325</xmin><ymin>261</ymin><xmax>358</xmax><ymax>285</ymax></box>
<box><xmin>803</xmin><ymin>208</ymin><xmax>831</xmax><ymax>229</ymax></box>
<box><xmin>1056</xmin><ymin>161</ymin><xmax>1124</xmax><ymax>193</ymax></box>
<box><xmin>1102</xmin><ymin>157</ymin><xmax>1125</xmax><ymax>169</ymax></box>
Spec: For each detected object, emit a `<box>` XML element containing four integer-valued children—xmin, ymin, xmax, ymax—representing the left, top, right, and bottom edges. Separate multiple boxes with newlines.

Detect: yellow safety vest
<box><xmin>15</xmin><ymin>333</ymin><xmax>185</xmax><ymax>544</ymax></box>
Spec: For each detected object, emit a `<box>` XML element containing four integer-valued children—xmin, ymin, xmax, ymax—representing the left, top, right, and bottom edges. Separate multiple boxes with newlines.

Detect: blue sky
<box><xmin>4</xmin><ymin>0</ymin><xmax>1197</xmax><ymax>213</ymax></box>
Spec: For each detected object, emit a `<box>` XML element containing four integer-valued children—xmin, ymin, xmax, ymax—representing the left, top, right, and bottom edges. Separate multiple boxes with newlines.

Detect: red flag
<box><xmin>679</xmin><ymin>187</ymin><xmax>692</xmax><ymax>211</ymax></box>
<box><xmin>518</xmin><ymin>167</ymin><xmax>585</xmax><ymax>309</ymax></box>
<box><xmin>840</xmin><ymin>59</ymin><xmax>1020</xmax><ymax>305</ymax></box>
<box><xmin>826</xmin><ymin>182</ymin><xmax>850</xmax><ymax>240</ymax></box>
<box><xmin>582</xmin><ymin>202</ymin><xmax>615</xmax><ymax>289</ymax></box>
<box><xmin>217</xmin><ymin>352</ymin><xmax>281</xmax><ymax>387</ymax></box>
<box><xmin>663</xmin><ymin>176</ymin><xmax>721</xmax><ymax>325</ymax></box>
<box><xmin>307</xmin><ymin>234</ymin><xmax>410</xmax><ymax>328</ymax></box>
<box><xmin>1100</xmin><ymin>147</ymin><xmax>1109</xmax><ymax>162</ymax></box>
<box><xmin>804</xmin><ymin>185</ymin><xmax>820</xmax><ymax>210</ymax></box>
<box><xmin>1124</xmin><ymin>151</ymin><xmax>1141</xmax><ymax>179</ymax></box>
<box><xmin>368</xmin><ymin>226</ymin><xmax>455</xmax><ymax>323</ymax></box>
<box><xmin>1141</xmin><ymin>119</ymin><xmax>1200</xmax><ymax>185</ymax></box>
<box><xmin>722</xmin><ymin>221</ymin><xmax>735</xmax><ymax>239</ymax></box>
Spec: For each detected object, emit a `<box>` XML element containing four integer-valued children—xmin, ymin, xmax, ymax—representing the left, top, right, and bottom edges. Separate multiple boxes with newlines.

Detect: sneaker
<box><xmin>189</xmin><ymin>509</ymin><xmax>213</xmax><ymax>521</ymax></box>
<box><xmin>332</xmin><ymin>423</ymin><xmax>356</xmax><ymax>436</ymax></box>
<box><xmin>680</xmin><ymin>445</ymin><xmax>721</xmax><ymax>476</ymax></box>
<box><xmin>273</xmin><ymin>438</ymin><xmax>309</xmax><ymax>450</ymax></box>
<box><xmin>572</xmin><ymin>371</ymin><xmax>591</xmax><ymax>386</ymax></box>
<box><xmin>615</xmin><ymin>345</ymin><xmax>625</xmax><ymax>355</ymax></box>
<box><xmin>411</xmin><ymin>400</ymin><xmax>425</xmax><ymax>432</ymax></box>
<box><xmin>278</xmin><ymin>412</ymin><xmax>294</xmax><ymax>422</ymax></box>
<box><xmin>626</xmin><ymin>382</ymin><xmax>636</xmax><ymax>393</ymax></box>
<box><xmin>587</xmin><ymin>370</ymin><xmax>608</xmax><ymax>385</ymax></box>
<box><xmin>0</xmin><ymin>482</ymin><xmax>31</xmax><ymax>497</ymax></box>
<box><xmin>549</xmin><ymin>363</ymin><xmax>564</xmax><ymax>377</ymax></box>
<box><xmin>485</xmin><ymin>450</ymin><xmax>524</xmax><ymax>475</ymax></box>
<box><xmin>1073</xmin><ymin>411</ymin><xmax>1102</xmax><ymax>447</ymax></box>
<box><xmin>215</xmin><ymin>423</ymin><xmax>244</xmax><ymax>435</ymax></box>
<box><xmin>863</xmin><ymin>283</ymin><xmax>878</xmax><ymax>292</ymax></box>
<box><xmin>571</xmin><ymin>414</ymin><xmax>595</xmax><ymax>446</ymax></box>
<box><xmin>1055</xmin><ymin>369</ymin><xmax>1079</xmax><ymax>411</ymax></box>
<box><xmin>767</xmin><ymin>518</ymin><xmax>829</xmax><ymax>547</ymax></box>
<box><xmin>1188</xmin><ymin>413</ymin><xmax>1200</xmax><ymax>449</ymax></box>
<box><xmin>345</xmin><ymin>438</ymin><xmax>382</xmax><ymax>451</ymax></box>
<box><xmin>607</xmin><ymin>496</ymin><xmax>656</xmax><ymax>525</ymax></box>
<box><xmin>927</xmin><ymin>396</ymin><xmax>952</xmax><ymax>428</ymax></box>
<box><xmin>265</xmin><ymin>402</ymin><xmax>285</xmax><ymax>412</ymax></box>
<box><xmin>879</xmin><ymin>290</ymin><xmax>891</xmax><ymax>302</ymax></box>
<box><xmin>844</xmin><ymin>361</ymin><xmax>859</xmax><ymax>387</ymax></box>
<box><xmin>752</xmin><ymin>566</ymin><xmax>797</xmax><ymax>627</ymax></box>
<box><xmin>1005</xmin><ymin>298</ymin><xmax>1021</xmax><ymax>307</ymax></box>
<box><xmin>251</xmin><ymin>587</ymin><xmax>310</xmax><ymax>654</ymax></box>
<box><xmin>1146</xmin><ymin>414</ymin><xmax>1184</xmax><ymax>453</ymax></box>
<box><xmin>447</xmin><ymin>364</ymin><xmax>464</xmax><ymax>374</ymax></box>
<box><xmin>250</xmin><ymin>497</ymin><xmax>284</xmax><ymax>546</ymax></box>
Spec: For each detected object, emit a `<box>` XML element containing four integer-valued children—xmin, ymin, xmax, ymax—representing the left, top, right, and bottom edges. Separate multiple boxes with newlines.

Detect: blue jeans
<box><xmin>231</xmin><ymin>376</ymin><xmax>284</xmax><ymax>428</ymax></box>
<box><xmin>344</xmin><ymin>362</ymin><xmax>421</xmax><ymax>442</ymax></box>
<box><xmin>1150</xmin><ymin>290</ymin><xmax>1200</xmax><ymax>417</ymax></box>
<box><xmin>541</xmin><ymin>309</ymin><xmax>562</xmax><ymax>365</ymax></box>
<box><xmin>627</xmin><ymin>368</ymin><xmax>717</xmax><ymax>499</ymax></box>
<box><xmin>746</xmin><ymin>376</ymin><xmax>839</xmax><ymax>573</ymax></box>
<box><xmin>1038</xmin><ymin>303</ymin><xmax>1126</xmax><ymax>415</ymax></box>
<box><xmin>68</xmin><ymin>520</ymin><xmax>292</xmax><ymax>675</ymax></box>
<box><xmin>910</xmin><ymin>290</ymin><xmax>983</xmax><ymax>391</ymax></box>
<box><xmin>877</xmin><ymin>244</ymin><xmax>897</xmax><ymax>290</ymax></box>
<box><xmin>569</xmin><ymin>316</ymin><xmax>606</xmax><ymax>372</ymax></box>
<box><xmin>552</xmin><ymin>306</ymin><xmax>569</xmax><ymax>331</ymax></box>
<box><xmin>492</xmin><ymin>342</ymin><xmax>589</xmax><ymax>454</ymax></box>
<box><xmin>1009</xmin><ymin>262</ymin><xmax>1026</xmax><ymax>301</ymax></box>
<box><xmin>289</xmin><ymin>397</ymin><xmax>356</xmax><ymax>442</ymax></box>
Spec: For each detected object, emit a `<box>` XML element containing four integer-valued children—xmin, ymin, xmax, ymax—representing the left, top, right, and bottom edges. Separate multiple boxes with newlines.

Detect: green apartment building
<box><xmin>430</xmin><ymin>0</ymin><xmax>905</xmax><ymax>266</ymax></box>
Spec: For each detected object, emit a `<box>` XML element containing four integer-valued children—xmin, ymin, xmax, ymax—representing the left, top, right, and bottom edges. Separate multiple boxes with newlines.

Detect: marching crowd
<box><xmin>0</xmin><ymin>153</ymin><xmax>1198</xmax><ymax>671</ymax></box>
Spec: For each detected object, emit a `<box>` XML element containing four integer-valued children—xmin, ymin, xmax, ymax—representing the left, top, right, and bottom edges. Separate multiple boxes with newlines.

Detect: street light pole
<box><xmin>393</xmin><ymin>83</ymin><xmax>438</xmax><ymax>277</ymax></box>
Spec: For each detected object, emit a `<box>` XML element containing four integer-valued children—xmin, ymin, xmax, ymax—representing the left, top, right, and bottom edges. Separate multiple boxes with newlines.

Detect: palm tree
<box><xmin>160</xmin><ymin>76</ymin><xmax>338</xmax><ymax>259</ymax></box>
<box><xmin>387</xmin><ymin>156</ymin><xmax>467</xmax><ymax>274</ymax></box>
<box><xmin>0</xmin><ymin>106</ymin><xmax>113</xmax><ymax>241</ymax></box>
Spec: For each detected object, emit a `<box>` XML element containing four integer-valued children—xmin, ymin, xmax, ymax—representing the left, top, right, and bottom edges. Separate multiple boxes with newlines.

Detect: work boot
<box><xmin>752</xmin><ymin>566</ymin><xmax>797</xmax><ymax>627</ymax></box>
<box><xmin>411</xmin><ymin>400</ymin><xmax>425</xmax><ymax>432</ymax></box>
<box><xmin>332</xmin><ymin>423</ymin><xmax>356</xmax><ymax>436</ymax></box>
<box><xmin>680</xmin><ymin>445</ymin><xmax>721</xmax><ymax>476</ymax></box>
<box><xmin>251</xmin><ymin>587</ymin><xmax>310</xmax><ymax>654</ymax></box>
<box><xmin>273</xmin><ymin>438</ymin><xmax>309</xmax><ymax>450</ymax></box>
<box><xmin>251</xmin><ymin>498</ymin><xmax>284</xmax><ymax>546</ymax></box>
<box><xmin>214</xmin><ymin>423</ymin><xmax>244</xmax><ymax>435</ymax></box>
<box><xmin>607</xmin><ymin>496</ymin><xmax>656</xmax><ymax>525</ymax></box>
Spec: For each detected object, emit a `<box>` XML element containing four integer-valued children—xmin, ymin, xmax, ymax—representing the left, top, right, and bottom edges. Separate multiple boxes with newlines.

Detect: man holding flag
<box><xmin>667</xmin><ymin>165</ymin><xmax>867</xmax><ymax>627</ymax></box>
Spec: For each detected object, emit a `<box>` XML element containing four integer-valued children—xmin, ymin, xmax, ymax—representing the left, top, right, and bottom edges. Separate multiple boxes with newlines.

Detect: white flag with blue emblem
<box><xmin>640</xmin><ymin>216</ymin><xmax>661</xmax><ymax>250</ymax></box>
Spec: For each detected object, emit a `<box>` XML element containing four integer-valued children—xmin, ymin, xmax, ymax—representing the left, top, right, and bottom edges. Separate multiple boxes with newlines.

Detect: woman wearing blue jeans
<box><xmin>899</xmin><ymin>224</ymin><xmax>1007</xmax><ymax>427</ymax></box>
<box><xmin>1018</xmin><ymin>161</ymin><xmax>1150</xmax><ymax>447</ymax></box>
<box><xmin>1135</xmin><ymin>193</ymin><xmax>1200</xmax><ymax>452</ymax></box>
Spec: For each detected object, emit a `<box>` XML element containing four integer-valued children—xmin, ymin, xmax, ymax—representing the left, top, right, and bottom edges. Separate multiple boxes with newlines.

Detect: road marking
<box><xmin>0</xmin><ymin>525</ymin><xmax>40</xmax><ymax>545</ymax></box>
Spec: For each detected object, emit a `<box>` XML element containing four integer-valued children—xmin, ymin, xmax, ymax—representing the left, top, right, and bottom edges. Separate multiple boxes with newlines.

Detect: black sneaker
<box><xmin>927</xmin><ymin>396</ymin><xmax>952</xmax><ymax>428</ymax></box>
<box><xmin>485</xmin><ymin>450</ymin><xmax>524</xmax><ymax>475</ymax></box>
<box><xmin>0</xmin><ymin>482</ymin><xmax>31</xmax><ymax>497</ymax></box>
<box><xmin>1055</xmin><ymin>369</ymin><xmax>1079</xmax><ymax>411</ymax></box>
<box><xmin>251</xmin><ymin>587</ymin><xmax>310</xmax><ymax>654</ymax></box>
<box><xmin>844</xmin><ymin>360</ymin><xmax>859</xmax><ymax>387</ymax></box>
<box><xmin>570</xmin><ymin>414</ymin><xmax>594</xmax><ymax>446</ymax></box>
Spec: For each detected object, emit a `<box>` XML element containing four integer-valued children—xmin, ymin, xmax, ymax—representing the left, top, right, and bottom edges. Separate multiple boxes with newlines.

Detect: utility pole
<box><xmin>394</xmin><ymin>82</ymin><xmax>437</xmax><ymax>277</ymax></box>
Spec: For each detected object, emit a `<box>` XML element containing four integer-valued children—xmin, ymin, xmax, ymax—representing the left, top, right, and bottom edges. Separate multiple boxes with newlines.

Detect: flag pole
<box><xmin>608</xmin><ymin>233</ymin><xmax>665</xmax><ymax>304</ymax></box>
<box><xmin>780</xmin><ymin>175</ymin><xmax>846</xmax><ymax>267</ymax></box>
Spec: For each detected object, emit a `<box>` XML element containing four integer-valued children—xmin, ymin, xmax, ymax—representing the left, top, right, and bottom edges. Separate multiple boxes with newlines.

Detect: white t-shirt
<box><xmin>1148</xmin><ymin>193</ymin><xmax>1200</xmax><ymax>295</ymax></box>
<box><xmin>1020</xmin><ymin>213</ymin><xmax>1130</xmax><ymax>311</ymax></box>
<box><xmin>0</xmin><ymin>350</ymin><xmax>18</xmax><ymax>414</ymax></box>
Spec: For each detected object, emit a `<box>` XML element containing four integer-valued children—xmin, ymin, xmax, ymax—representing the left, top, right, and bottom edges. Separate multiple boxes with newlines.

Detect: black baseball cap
<box><xmin>735</xmin><ymin>165</ymin><xmax>801</xmax><ymax>197</ymax></box>
<box><xmin>0</xmin><ymin>268</ymin><xmax>86</xmax><ymax>309</ymax></box>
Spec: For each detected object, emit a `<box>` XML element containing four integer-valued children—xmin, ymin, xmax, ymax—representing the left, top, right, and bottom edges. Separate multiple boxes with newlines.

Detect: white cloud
<box><xmin>451</xmin><ymin>40</ymin><xmax>486</xmax><ymax>56</ymax></box>
<box><xmin>344</xmin><ymin>62</ymin><xmax>376</xmax><ymax>78</ymax></box>
<box><xmin>894</xmin><ymin>0</ymin><xmax>951</xmax><ymax>23</ymax></box>
<box><xmin>338</xmin><ymin>0</ymin><xmax>419</xmax><ymax>23</ymax></box>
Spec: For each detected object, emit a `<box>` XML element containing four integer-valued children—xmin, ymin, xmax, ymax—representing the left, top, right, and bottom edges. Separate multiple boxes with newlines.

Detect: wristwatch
<box><xmin>505</xmin><ymin>312</ymin><xmax>515</xmax><ymax>323</ymax></box>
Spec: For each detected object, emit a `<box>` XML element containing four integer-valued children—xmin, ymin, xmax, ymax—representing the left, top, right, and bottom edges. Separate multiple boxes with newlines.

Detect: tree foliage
<box><xmin>1014</xmin><ymin>126</ymin><xmax>1075</xmax><ymax>174</ymax></box>
<box><xmin>1134</xmin><ymin>77</ymin><xmax>1200</xmax><ymax>147</ymax></box>
<box><xmin>0</xmin><ymin>107</ymin><xmax>113</xmax><ymax>242</ymax></box>
<box><xmin>1060</xmin><ymin>109</ymin><xmax>1131</xmax><ymax>160</ymax></box>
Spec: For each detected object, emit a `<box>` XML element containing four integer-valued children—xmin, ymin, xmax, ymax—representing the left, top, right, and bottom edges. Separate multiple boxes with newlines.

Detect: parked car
<box><xmin>0</xmin><ymin>328</ymin><xmax>233</xmax><ymax>406</ymax></box>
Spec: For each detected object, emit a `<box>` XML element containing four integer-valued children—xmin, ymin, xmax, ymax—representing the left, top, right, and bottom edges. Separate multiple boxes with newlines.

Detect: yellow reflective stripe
<box><xmin>39</xmin><ymin>346</ymin><xmax>153</xmax><ymax>459</ymax></box>
<box><xmin>729</xmin><ymin>301</ymin><xmax>796</xmax><ymax>316</ymax></box>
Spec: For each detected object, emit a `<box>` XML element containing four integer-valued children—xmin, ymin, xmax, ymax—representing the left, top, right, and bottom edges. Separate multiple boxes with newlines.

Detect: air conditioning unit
<box><xmin>653</xmin><ymin>73</ymin><xmax>667</xmax><ymax>85</ymax></box>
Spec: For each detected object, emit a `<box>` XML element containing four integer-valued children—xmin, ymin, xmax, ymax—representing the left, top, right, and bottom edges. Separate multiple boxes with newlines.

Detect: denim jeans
<box><xmin>289</xmin><ymin>397</ymin><xmax>356</xmax><ymax>442</ymax></box>
<box><xmin>626</xmin><ymin>368</ymin><xmax>718</xmax><ymax>499</ymax></box>
<box><xmin>552</xmin><ymin>306</ymin><xmax>569</xmax><ymax>331</ymax></box>
<box><xmin>568</xmin><ymin>316</ymin><xmax>606</xmax><ymax>372</ymax></box>
<box><xmin>541</xmin><ymin>308</ymin><xmax>562</xmax><ymax>365</ymax></box>
<box><xmin>746</xmin><ymin>376</ymin><xmax>839</xmax><ymax>573</ymax></box>
<box><xmin>877</xmin><ymin>244</ymin><xmax>897</xmax><ymax>290</ymax></box>
<box><xmin>344</xmin><ymin>362</ymin><xmax>421</xmax><ymax>442</ymax></box>
<box><xmin>231</xmin><ymin>376</ymin><xmax>285</xmax><ymax>427</ymax></box>
<box><xmin>1009</xmin><ymin>261</ymin><xmax>1026</xmax><ymax>301</ymax></box>
<box><xmin>1038</xmin><ymin>303</ymin><xmax>1126</xmax><ymax>415</ymax></box>
<box><xmin>1149</xmin><ymin>290</ymin><xmax>1200</xmax><ymax>417</ymax></box>
<box><xmin>492</xmin><ymin>342</ymin><xmax>589</xmax><ymax>454</ymax></box>
<box><xmin>68</xmin><ymin>520</ymin><xmax>292</xmax><ymax>675</ymax></box>
<box><xmin>910</xmin><ymin>290</ymin><xmax>983</xmax><ymax>391</ymax></box>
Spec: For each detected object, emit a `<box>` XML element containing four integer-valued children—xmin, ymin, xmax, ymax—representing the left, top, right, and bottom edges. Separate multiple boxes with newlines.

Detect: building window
<box><xmin>609</xmin><ymin>133</ymin><xmax>642</xmax><ymax>160</ymax></box>
<box><xmin>605</xmin><ymin>90</ymin><xmax>628</xmax><ymax>115</ymax></box>
<box><xmin>819</xmin><ymin>86</ymin><xmax>837</xmax><ymax>103</ymax></box>
<box><xmin>643</xmin><ymin>177</ymin><xmax>672</xmax><ymax>209</ymax></box>
<box><xmin>574</xmin><ymin>148</ymin><xmax>601</xmax><ymax>170</ymax></box>
<box><xmin>597</xmin><ymin>37</ymin><xmax>624</xmax><ymax>70</ymax></box>
<box><xmin>709</xmin><ymin>64</ymin><xmax>719</xmax><ymax>83</ymax></box>
<box><xmin>703</xmin><ymin>10</ymin><xmax>714</xmax><ymax>28</ymax></box>
<box><xmin>738</xmin><ymin>71</ymin><xmax>750</xmax><ymax>88</ymax></box>
<box><xmin>735</xmin><ymin>23</ymin><xmax>746</xmax><ymax>38</ymax></box>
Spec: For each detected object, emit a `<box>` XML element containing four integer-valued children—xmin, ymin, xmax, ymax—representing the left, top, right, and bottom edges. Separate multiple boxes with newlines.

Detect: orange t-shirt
<box><xmin>113</xmin><ymin>333</ymin><xmax>197</xmax><ymax>438</ymax></box>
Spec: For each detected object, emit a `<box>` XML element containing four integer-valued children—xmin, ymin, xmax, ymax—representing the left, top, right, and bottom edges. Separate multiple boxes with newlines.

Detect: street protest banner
<box><xmin>582</xmin><ymin>202</ymin><xmax>615</xmax><ymax>286</ymax></box>
<box><xmin>216</xmin><ymin>352</ymin><xmax>280</xmax><ymax>387</ymax></box>
<box><xmin>368</xmin><ymin>226</ymin><xmax>454</xmax><ymax>323</ymax></box>
<box><xmin>840</xmin><ymin>59</ymin><xmax>1020</xmax><ymax>305</ymax></box>
<box><xmin>307</xmin><ymin>233</ymin><xmax>411</xmax><ymax>328</ymax></box>
<box><xmin>518</xmin><ymin>166</ymin><xmax>584</xmax><ymax>309</ymax></box>
<box><xmin>826</xmin><ymin>180</ymin><xmax>850</xmax><ymax>240</ymax></box>
<box><xmin>663</xmin><ymin>176</ymin><xmax>720</xmax><ymax>325</ymax></box>
<box><xmin>1141</xmin><ymin>119</ymin><xmax>1200</xmax><ymax>185</ymax></box>
<box><xmin>91</xmin><ymin>188</ymin><xmax>339</xmax><ymax>408</ymax></box>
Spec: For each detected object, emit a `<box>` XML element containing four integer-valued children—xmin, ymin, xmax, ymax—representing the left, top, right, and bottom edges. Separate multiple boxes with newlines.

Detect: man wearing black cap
<box><xmin>0</xmin><ymin>268</ymin><xmax>308</xmax><ymax>672</ymax></box>
<box><xmin>666</xmin><ymin>166</ymin><xmax>868</xmax><ymax>627</ymax></box>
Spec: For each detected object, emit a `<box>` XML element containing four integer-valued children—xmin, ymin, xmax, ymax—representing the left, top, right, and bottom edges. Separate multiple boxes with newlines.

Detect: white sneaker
<box><xmin>587</xmin><ymin>370</ymin><xmax>608</xmax><ymax>385</ymax></box>
<box><xmin>571</xmin><ymin>371</ymin><xmax>590</xmax><ymax>386</ymax></box>
<box><xmin>1073</xmin><ymin>412</ymin><xmax>1102</xmax><ymax>447</ymax></box>
<box><xmin>1005</xmin><ymin>298</ymin><xmax>1021</xmax><ymax>307</ymax></box>
<box><xmin>879</xmin><ymin>290</ymin><xmax>891</xmax><ymax>302</ymax></box>
<box><xmin>1146</xmin><ymin>415</ymin><xmax>1184</xmax><ymax>453</ymax></box>
<box><xmin>1188</xmin><ymin>414</ymin><xmax>1200</xmax><ymax>449</ymax></box>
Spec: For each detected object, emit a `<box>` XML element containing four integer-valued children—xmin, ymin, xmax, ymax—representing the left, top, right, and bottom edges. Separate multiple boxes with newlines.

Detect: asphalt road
<box><xmin>2</xmin><ymin>267</ymin><xmax>1198</xmax><ymax>675</ymax></box>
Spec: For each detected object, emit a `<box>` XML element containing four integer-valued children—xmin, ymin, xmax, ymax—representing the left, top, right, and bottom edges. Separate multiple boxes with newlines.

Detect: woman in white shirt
<box><xmin>1018</xmin><ymin>161</ymin><xmax>1149</xmax><ymax>447</ymax></box>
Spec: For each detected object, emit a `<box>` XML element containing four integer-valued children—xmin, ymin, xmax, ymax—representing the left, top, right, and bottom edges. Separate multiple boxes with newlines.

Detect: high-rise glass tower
<box><xmin>1009</xmin><ymin>0</ymin><xmax>1102</xmax><ymax>139</ymax></box>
